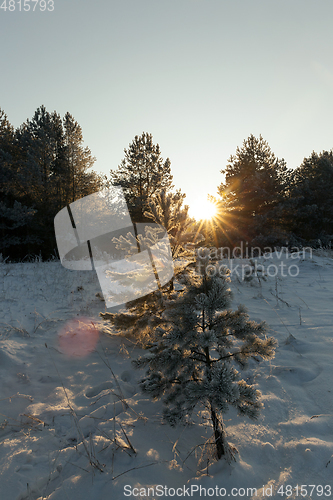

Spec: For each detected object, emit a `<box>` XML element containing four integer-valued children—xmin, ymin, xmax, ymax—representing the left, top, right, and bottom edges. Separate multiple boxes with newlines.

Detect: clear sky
<box><xmin>1</xmin><ymin>0</ymin><xmax>333</xmax><ymax>212</ymax></box>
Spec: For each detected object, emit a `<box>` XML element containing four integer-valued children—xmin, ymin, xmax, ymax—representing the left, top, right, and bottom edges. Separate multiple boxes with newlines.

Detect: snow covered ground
<box><xmin>0</xmin><ymin>250</ymin><xmax>332</xmax><ymax>500</ymax></box>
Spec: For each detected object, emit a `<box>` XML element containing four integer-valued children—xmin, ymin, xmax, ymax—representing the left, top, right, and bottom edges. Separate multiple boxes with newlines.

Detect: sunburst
<box><xmin>189</xmin><ymin>197</ymin><xmax>217</xmax><ymax>221</ymax></box>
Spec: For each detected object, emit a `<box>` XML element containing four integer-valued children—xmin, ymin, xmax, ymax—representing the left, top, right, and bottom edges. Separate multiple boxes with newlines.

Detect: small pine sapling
<box><xmin>134</xmin><ymin>258</ymin><xmax>277</xmax><ymax>461</ymax></box>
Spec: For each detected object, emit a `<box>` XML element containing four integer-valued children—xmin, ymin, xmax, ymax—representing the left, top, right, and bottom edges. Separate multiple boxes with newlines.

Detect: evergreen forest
<box><xmin>1</xmin><ymin>105</ymin><xmax>333</xmax><ymax>261</ymax></box>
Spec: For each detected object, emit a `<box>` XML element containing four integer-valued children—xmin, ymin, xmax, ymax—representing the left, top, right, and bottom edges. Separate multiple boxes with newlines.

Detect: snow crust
<box><xmin>0</xmin><ymin>251</ymin><xmax>332</xmax><ymax>499</ymax></box>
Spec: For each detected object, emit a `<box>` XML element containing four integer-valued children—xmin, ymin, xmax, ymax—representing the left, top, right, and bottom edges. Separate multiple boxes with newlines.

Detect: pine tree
<box><xmin>0</xmin><ymin>108</ymin><xmax>17</xmax><ymax>202</ymax></box>
<box><xmin>109</xmin><ymin>133</ymin><xmax>173</xmax><ymax>222</ymax></box>
<box><xmin>134</xmin><ymin>255</ymin><xmax>277</xmax><ymax>461</ymax></box>
<box><xmin>283</xmin><ymin>150</ymin><xmax>333</xmax><ymax>243</ymax></box>
<box><xmin>2</xmin><ymin>106</ymin><xmax>102</xmax><ymax>259</ymax></box>
<box><xmin>99</xmin><ymin>190</ymin><xmax>203</xmax><ymax>339</ymax></box>
<box><xmin>144</xmin><ymin>189</ymin><xmax>202</xmax><ymax>259</ymax></box>
<box><xmin>0</xmin><ymin>108</ymin><xmax>14</xmax><ymax>145</ymax></box>
<box><xmin>20</xmin><ymin>106</ymin><xmax>61</xmax><ymax>196</ymax></box>
<box><xmin>109</xmin><ymin>189</ymin><xmax>202</xmax><ymax>268</ymax></box>
<box><xmin>62</xmin><ymin>112</ymin><xmax>100</xmax><ymax>203</ymax></box>
<box><xmin>0</xmin><ymin>108</ymin><xmax>15</xmax><ymax>198</ymax></box>
<box><xmin>218</xmin><ymin>134</ymin><xmax>289</xmax><ymax>247</ymax></box>
<box><xmin>101</xmin><ymin>139</ymin><xmax>200</xmax><ymax>338</ymax></box>
<box><xmin>13</xmin><ymin>107</ymin><xmax>68</xmax><ymax>257</ymax></box>
<box><xmin>0</xmin><ymin>109</ymin><xmax>33</xmax><ymax>258</ymax></box>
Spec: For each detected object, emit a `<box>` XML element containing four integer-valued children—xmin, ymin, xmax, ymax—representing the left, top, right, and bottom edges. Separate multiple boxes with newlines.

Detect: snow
<box><xmin>0</xmin><ymin>251</ymin><xmax>332</xmax><ymax>499</ymax></box>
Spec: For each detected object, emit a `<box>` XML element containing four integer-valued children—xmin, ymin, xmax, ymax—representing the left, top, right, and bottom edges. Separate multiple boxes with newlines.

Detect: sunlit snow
<box><xmin>0</xmin><ymin>250</ymin><xmax>332</xmax><ymax>499</ymax></box>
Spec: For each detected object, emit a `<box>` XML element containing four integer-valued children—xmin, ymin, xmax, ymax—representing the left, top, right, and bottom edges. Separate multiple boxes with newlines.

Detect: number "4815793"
<box><xmin>0</xmin><ymin>0</ymin><xmax>54</xmax><ymax>11</ymax></box>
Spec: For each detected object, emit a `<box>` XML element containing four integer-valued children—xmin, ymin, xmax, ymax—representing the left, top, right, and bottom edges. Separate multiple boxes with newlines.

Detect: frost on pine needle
<box><xmin>133</xmin><ymin>263</ymin><xmax>277</xmax><ymax>462</ymax></box>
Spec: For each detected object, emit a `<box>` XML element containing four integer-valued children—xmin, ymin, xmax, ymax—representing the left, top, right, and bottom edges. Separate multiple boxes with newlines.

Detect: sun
<box><xmin>189</xmin><ymin>197</ymin><xmax>217</xmax><ymax>221</ymax></box>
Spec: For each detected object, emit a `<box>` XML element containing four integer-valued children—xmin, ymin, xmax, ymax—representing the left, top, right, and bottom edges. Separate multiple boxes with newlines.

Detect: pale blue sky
<box><xmin>1</xmin><ymin>0</ymin><xmax>333</xmax><ymax>211</ymax></box>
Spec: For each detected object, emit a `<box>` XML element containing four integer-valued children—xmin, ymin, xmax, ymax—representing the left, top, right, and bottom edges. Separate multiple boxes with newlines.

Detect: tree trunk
<box><xmin>210</xmin><ymin>403</ymin><xmax>226</xmax><ymax>459</ymax></box>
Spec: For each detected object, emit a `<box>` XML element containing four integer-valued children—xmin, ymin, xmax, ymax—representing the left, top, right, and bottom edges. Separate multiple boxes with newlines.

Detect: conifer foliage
<box><xmin>109</xmin><ymin>132</ymin><xmax>173</xmax><ymax>222</ymax></box>
<box><xmin>134</xmin><ymin>258</ymin><xmax>277</xmax><ymax>461</ymax></box>
<box><xmin>100</xmin><ymin>189</ymin><xmax>203</xmax><ymax>337</ymax></box>
<box><xmin>0</xmin><ymin>105</ymin><xmax>102</xmax><ymax>259</ymax></box>
<box><xmin>144</xmin><ymin>189</ymin><xmax>202</xmax><ymax>259</ymax></box>
<box><xmin>218</xmin><ymin>134</ymin><xmax>288</xmax><ymax>246</ymax></box>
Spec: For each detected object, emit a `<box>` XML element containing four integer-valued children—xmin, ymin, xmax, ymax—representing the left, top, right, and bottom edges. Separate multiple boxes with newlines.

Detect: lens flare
<box><xmin>58</xmin><ymin>317</ymin><xmax>99</xmax><ymax>358</ymax></box>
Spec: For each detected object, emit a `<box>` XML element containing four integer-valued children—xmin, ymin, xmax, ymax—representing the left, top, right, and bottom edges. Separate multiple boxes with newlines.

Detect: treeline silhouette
<box><xmin>1</xmin><ymin>109</ymin><xmax>333</xmax><ymax>262</ymax></box>
<box><xmin>213</xmin><ymin>134</ymin><xmax>333</xmax><ymax>250</ymax></box>
<box><xmin>0</xmin><ymin>106</ymin><xmax>103</xmax><ymax>260</ymax></box>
